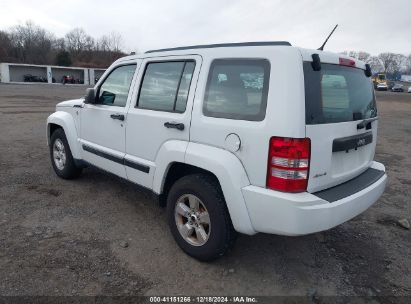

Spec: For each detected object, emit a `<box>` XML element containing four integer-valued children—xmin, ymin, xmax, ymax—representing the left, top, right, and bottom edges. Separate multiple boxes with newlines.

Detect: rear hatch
<box><xmin>303</xmin><ymin>55</ymin><xmax>378</xmax><ymax>192</ymax></box>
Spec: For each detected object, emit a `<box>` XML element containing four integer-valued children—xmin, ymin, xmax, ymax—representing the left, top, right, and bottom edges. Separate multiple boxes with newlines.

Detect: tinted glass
<box><xmin>138</xmin><ymin>61</ymin><xmax>195</xmax><ymax>112</ymax></box>
<box><xmin>304</xmin><ymin>62</ymin><xmax>377</xmax><ymax>124</ymax></box>
<box><xmin>203</xmin><ymin>59</ymin><xmax>270</xmax><ymax>121</ymax></box>
<box><xmin>322</xmin><ymin>74</ymin><xmax>349</xmax><ymax>109</ymax></box>
<box><xmin>98</xmin><ymin>65</ymin><xmax>136</xmax><ymax>107</ymax></box>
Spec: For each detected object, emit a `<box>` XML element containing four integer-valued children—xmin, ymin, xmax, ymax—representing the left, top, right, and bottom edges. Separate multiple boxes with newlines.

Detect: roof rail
<box><xmin>145</xmin><ymin>41</ymin><xmax>292</xmax><ymax>53</ymax></box>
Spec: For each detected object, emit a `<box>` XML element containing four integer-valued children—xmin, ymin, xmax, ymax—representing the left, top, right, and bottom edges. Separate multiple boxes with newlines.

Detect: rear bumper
<box><xmin>242</xmin><ymin>161</ymin><xmax>387</xmax><ymax>235</ymax></box>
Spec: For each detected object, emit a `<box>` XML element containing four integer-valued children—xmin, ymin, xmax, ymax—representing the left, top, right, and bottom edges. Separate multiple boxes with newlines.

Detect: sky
<box><xmin>0</xmin><ymin>0</ymin><xmax>410</xmax><ymax>55</ymax></box>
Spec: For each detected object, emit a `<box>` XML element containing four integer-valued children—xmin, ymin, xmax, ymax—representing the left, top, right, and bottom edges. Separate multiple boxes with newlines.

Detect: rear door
<box><xmin>125</xmin><ymin>55</ymin><xmax>201</xmax><ymax>188</ymax></box>
<box><xmin>303</xmin><ymin>59</ymin><xmax>378</xmax><ymax>192</ymax></box>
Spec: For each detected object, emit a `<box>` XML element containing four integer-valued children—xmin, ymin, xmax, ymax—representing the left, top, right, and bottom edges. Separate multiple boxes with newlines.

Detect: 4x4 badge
<box><xmin>313</xmin><ymin>172</ymin><xmax>327</xmax><ymax>178</ymax></box>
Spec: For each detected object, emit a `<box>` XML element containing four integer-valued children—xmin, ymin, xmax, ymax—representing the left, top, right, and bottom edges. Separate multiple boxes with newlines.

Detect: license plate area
<box><xmin>332</xmin><ymin>132</ymin><xmax>373</xmax><ymax>153</ymax></box>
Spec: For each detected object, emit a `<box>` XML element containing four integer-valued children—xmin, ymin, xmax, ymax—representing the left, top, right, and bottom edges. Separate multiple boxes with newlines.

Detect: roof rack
<box><xmin>145</xmin><ymin>41</ymin><xmax>292</xmax><ymax>53</ymax></box>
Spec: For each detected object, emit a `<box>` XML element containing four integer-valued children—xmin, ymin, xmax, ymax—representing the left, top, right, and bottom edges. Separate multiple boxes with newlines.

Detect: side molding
<box><xmin>82</xmin><ymin>143</ymin><xmax>150</xmax><ymax>173</ymax></box>
<box><xmin>47</xmin><ymin>111</ymin><xmax>81</xmax><ymax>159</ymax></box>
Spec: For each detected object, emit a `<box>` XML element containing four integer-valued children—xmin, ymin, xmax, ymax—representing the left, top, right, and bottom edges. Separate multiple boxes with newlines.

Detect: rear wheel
<box><xmin>167</xmin><ymin>174</ymin><xmax>237</xmax><ymax>261</ymax></box>
<box><xmin>50</xmin><ymin>128</ymin><xmax>82</xmax><ymax>179</ymax></box>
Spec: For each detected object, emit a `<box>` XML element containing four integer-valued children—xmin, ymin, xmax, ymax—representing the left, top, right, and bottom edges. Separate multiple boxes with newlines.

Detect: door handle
<box><xmin>110</xmin><ymin>114</ymin><xmax>125</xmax><ymax>121</ymax></box>
<box><xmin>164</xmin><ymin>122</ymin><xmax>185</xmax><ymax>131</ymax></box>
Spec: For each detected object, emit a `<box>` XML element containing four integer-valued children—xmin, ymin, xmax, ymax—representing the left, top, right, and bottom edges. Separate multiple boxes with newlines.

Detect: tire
<box><xmin>167</xmin><ymin>174</ymin><xmax>237</xmax><ymax>261</ymax></box>
<box><xmin>49</xmin><ymin>128</ymin><xmax>82</xmax><ymax>179</ymax></box>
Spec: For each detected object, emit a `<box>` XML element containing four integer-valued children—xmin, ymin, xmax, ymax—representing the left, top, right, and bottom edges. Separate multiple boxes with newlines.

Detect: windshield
<box><xmin>304</xmin><ymin>62</ymin><xmax>377</xmax><ymax>124</ymax></box>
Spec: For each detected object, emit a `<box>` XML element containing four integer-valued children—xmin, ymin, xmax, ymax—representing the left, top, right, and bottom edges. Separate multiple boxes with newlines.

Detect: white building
<box><xmin>400</xmin><ymin>75</ymin><xmax>411</xmax><ymax>82</ymax></box>
<box><xmin>0</xmin><ymin>62</ymin><xmax>105</xmax><ymax>85</ymax></box>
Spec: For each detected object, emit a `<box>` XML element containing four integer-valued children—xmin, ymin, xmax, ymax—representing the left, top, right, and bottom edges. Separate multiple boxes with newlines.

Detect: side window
<box><xmin>203</xmin><ymin>59</ymin><xmax>270</xmax><ymax>121</ymax></box>
<box><xmin>97</xmin><ymin>64</ymin><xmax>136</xmax><ymax>107</ymax></box>
<box><xmin>137</xmin><ymin>61</ymin><xmax>195</xmax><ymax>112</ymax></box>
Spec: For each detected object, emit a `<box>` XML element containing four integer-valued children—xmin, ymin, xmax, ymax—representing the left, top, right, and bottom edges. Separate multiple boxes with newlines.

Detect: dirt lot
<box><xmin>0</xmin><ymin>83</ymin><xmax>410</xmax><ymax>300</ymax></box>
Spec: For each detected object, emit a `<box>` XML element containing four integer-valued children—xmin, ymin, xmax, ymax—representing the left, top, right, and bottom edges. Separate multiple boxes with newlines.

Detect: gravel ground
<box><xmin>0</xmin><ymin>83</ymin><xmax>410</xmax><ymax>300</ymax></box>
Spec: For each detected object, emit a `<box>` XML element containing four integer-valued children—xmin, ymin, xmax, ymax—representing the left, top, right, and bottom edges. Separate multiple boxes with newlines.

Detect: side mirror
<box><xmin>84</xmin><ymin>88</ymin><xmax>96</xmax><ymax>104</ymax></box>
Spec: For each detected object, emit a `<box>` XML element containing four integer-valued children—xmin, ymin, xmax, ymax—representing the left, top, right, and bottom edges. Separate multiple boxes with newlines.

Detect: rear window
<box><xmin>203</xmin><ymin>59</ymin><xmax>270</xmax><ymax>121</ymax></box>
<box><xmin>304</xmin><ymin>62</ymin><xmax>377</xmax><ymax>124</ymax></box>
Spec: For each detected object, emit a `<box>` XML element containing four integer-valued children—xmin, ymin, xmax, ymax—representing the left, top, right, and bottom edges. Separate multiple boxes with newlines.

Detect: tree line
<box><xmin>0</xmin><ymin>21</ymin><xmax>126</xmax><ymax>68</ymax></box>
<box><xmin>1</xmin><ymin>21</ymin><xmax>410</xmax><ymax>75</ymax></box>
<box><xmin>340</xmin><ymin>51</ymin><xmax>411</xmax><ymax>79</ymax></box>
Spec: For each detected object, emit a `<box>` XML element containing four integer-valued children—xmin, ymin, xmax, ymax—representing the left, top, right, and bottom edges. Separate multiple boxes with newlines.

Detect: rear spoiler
<box><xmin>310</xmin><ymin>54</ymin><xmax>372</xmax><ymax>77</ymax></box>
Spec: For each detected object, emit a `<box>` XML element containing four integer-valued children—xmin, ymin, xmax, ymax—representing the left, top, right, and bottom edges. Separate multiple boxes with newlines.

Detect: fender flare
<box><xmin>153</xmin><ymin>141</ymin><xmax>256</xmax><ymax>235</ymax></box>
<box><xmin>185</xmin><ymin>142</ymin><xmax>256</xmax><ymax>235</ymax></box>
<box><xmin>46</xmin><ymin>111</ymin><xmax>81</xmax><ymax>159</ymax></box>
<box><xmin>152</xmin><ymin>140</ymin><xmax>189</xmax><ymax>193</ymax></box>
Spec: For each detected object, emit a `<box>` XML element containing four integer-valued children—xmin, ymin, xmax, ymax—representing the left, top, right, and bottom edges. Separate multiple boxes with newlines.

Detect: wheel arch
<box><xmin>48</xmin><ymin>123</ymin><xmax>64</xmax><ymax>141</ymax></box>
<box><xmin>47</xmin><ymin>111</ymin><xmax>81</xmax><ymax>159</ymax></box>
<box><xmin>159</xmin><ymin>162</ymin><xmax>219</xmax><ymax>205</ymax></box>
<box><xmin>155</xmin><ymin>142</ymin><xmax>256</xmax><ymax>235</ymax></box>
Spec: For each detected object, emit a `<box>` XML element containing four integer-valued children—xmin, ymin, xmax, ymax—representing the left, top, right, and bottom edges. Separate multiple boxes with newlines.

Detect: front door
<box><xmin>80</xmin><ymin>63</ymin><xmax>137</xmax><ymax>178</ymax></box>
<box><xmin>125</xmin><ymin>56</ymin><xmax>201</xmax><ymax>188</ymax></box>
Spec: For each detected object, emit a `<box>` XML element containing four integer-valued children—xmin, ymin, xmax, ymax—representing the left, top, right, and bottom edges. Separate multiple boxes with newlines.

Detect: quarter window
<box><xmin>203</xmin><ymin>59</ymin><xmax>270</xmax><ymax>121</ymax></box>
<box><xmin>137</xmin><ymin>61</ymin><xmax>195</xmax><ymax>112</ymax></box>
<box><xmin>97</xmin><ymin>64</ymin><xmax>136</xmax><ymax>107</ymax></box>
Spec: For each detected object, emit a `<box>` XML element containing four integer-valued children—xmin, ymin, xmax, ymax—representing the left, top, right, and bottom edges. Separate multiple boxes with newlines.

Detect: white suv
<box><xmin>47</xmin><ymin>41</ymin><xmax>387</xmax><ymax>261</ymax></box>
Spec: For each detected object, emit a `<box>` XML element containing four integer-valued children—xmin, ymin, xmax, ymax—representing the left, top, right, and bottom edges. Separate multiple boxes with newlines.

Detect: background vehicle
<box><xmin>372</xmin><ymin>73</ymin><xmax>387</xmax><ymax>88</ymax></box>
<box><xmin>62</xmin><ymin>75</ymin><xmax>75</xmax><ymax>84</ymax></box>
<box><xmin>391</xmin><ymin>84</ymin><xmax>404</xmax><ymax>92</ymax></box>
<box><xmin>23</xmin><ymin>74</ymin><xmax>35</xmax><ymax>82</ymax></box>
<box><xmin>387</xmin><ymin>81</ymin><xmax>395</xmax><ymax>90</ymax></box>
<box><xmin>376</xmin><ymin>83</ymin><xmax>388</xmax><ymax>91</ymax></box>
<box><xmin>408</xmin><ymin>86</ymin><xmax>411</xmax><ymax>93</ymax></box>
<box><xmin>47</xmin><ymin>42</ymin><xmax>387</xmax><ymax>261</ymax></box>
<box><xmin>23</xmin><ymin>74</ymin><xmax>47</xmax><ymax>82</ymax></box>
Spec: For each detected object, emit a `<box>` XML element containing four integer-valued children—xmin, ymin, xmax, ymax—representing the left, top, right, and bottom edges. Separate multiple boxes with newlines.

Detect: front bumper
<box><xmin>242</xmin><ymin>161</ymin><xmax>387</xmax><ymax>235</ymax></box>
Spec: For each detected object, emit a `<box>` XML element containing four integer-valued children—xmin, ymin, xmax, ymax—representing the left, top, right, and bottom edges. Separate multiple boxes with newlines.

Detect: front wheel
<box><xmin>167</xmin><ymin>174</ymin><xmax>237</xmax><ymax>261</ymax></box>
<box><xmin>49</xmin><ymin>128</ymin><xmax>82</xmax><ymax>179</ymax></box>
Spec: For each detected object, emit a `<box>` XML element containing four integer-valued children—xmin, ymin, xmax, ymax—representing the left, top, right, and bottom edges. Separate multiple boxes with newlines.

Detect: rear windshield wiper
<box><xmin>357</xmin><ymin>117</ymin><xmax>378</xmax><ymax>129</ymax></box>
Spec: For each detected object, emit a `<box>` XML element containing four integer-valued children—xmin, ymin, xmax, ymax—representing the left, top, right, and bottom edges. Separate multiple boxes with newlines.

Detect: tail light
<box><xmin>266</xmin><ymin>137</ymin><xmax>311</xmax><ymax>193</ymax></box>
<box><xmin>339</xmin><ymin>58</ymin><xmax>356</xmax><ymax>67</ymax></box>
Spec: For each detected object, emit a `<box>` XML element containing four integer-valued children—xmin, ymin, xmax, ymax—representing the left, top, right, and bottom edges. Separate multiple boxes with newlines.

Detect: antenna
<box><xmin>318</xmin><ymin>24</ymin><xmax>338</xmax><ymax>51</ymax></box>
